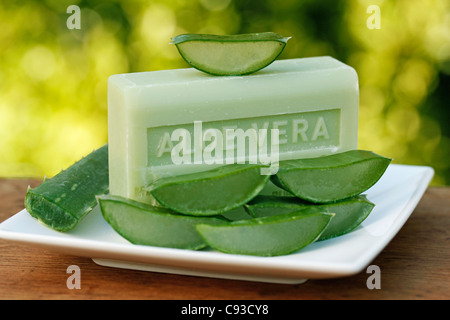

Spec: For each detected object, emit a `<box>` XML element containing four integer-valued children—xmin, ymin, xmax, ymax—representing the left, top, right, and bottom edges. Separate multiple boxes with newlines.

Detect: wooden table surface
<box><xmin>0</xmin><ymin>178</ymin><xmax>448</xmax><ymax>300</ymax></box>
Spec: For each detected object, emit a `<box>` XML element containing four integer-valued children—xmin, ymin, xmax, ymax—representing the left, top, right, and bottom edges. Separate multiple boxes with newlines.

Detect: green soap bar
<box><xmin>196</xmin><ymin>209</ymin><xmax>333</xmax><ymax>257</ymax></box>
<box><xmin>98</xmin><ymin>195</ymin><xmax>225</xmax><ymax>249</ymax></box>
<box><xmin>272</xmin><ymin>150</ymin><xmax>391</xmax><ymax>203</ymax></box>
<box><xmin>171</xmin><ymin>32</ymin><xmax>290</xmax><ymax>76</ymax></box>
<box><xmin>25</xmin><ymin>144</ymin><xmax>109</xmax><ymax>232</ymax></box>
<box><xmin>147</xmin><ymin>164</ymin><xmax>270</xmax><ymax>216</ymax></box>
<box><xmin>108</xmin><ymin>57</ymin><xmax>359</xmax><ymax>206</ymax></box>
<box><xmin>245</xmin><ymin>194</ymin><xmax>375</xmax><ymax>240</ymax></box>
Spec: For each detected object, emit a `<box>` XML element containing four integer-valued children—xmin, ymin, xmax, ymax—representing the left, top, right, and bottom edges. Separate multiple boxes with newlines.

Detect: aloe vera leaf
<box><xmin>196</xmin><ymin>209</ymin><xmax>333</xmax><ymax>256</ymax></box>
<box><xmin>24</xmin><ymin>144</ymin><xmax>109</xmax><ymax>232</ymax></box>
<box><xmin>147</xmin><ymin>164</ymin><xmax>270</xmax><ymax>216</ymax></box>
<box><xmin>98</xmin><ymin>195</ymin><xmax>225</xmax><ymax>249</ymax></box>
<box><xmin>171</xmin><ymin>32</ymin><xmax>290</xmax><ymax>76</ymax></box>
<box><xmin>272</xmin><ymin>150</ymin><xmax>391</xmax><ymax>203</ymax></box>
<box><xmin>245</xmin><ymin>194</ymin><xmax>375</xmax><ymax>240</ymax></box>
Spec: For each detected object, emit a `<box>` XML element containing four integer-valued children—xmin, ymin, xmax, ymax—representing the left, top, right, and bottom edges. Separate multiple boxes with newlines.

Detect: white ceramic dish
<box><xmin>0</xmin><ymin>164</ymin><xmax>434</xmax><ymax>284</ymax></box>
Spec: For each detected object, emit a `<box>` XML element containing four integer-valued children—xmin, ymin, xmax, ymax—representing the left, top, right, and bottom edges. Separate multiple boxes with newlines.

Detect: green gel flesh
<box><xmin>98</xmin><ymin>195</ymin><xmax>225</xmax><ymax>249</ymax></box>
<box><xmin>24</xmin><ymin>144</ymin><xmax>109</xmax><ymax>232</ymax></box>
<box><xmin>272</xmin><ymin>150</ymin><xmax>391</xmax><ymax>203</ymax></box>
<box><xmin>245</xmin><ymin>194</ymin><xmax>375</xmax><ymax>240</ymax></box>
<box><xmin>147</xmin><ymin>164</ymin><xmax>270</xmax><ymax>216</ymax></box>
<box><xmin>196</xmin><ymin>209</ymin><xmax>333</xmax><ymax>256</ymax></box>
<box><xmin>171</xmin><ymin>32</ymin><xmax>290</xmax><ymax>76</ymax></box>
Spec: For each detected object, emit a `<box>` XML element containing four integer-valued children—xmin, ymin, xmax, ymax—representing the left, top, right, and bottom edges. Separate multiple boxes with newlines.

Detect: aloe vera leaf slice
<box><xmin>316</xmin><ymin>195</ymin><xmax>375</xmax><ymax>240</ymax></box>
<box><xmin>220</xmin><ymin>206</ymin><xmax>254</xmax><ymax>221</ymax></box>
<box><xmin>244</xmin><ymin>195</ymin><xmax>310</xmax><ymax>218</ymax></box>
<box><xmin>271</xmin><ymin>150</ymin><xmax>391</xmax><ymax>203</ymax></box>
<box><xmin>196</xmin><ymin>209</ymin><xmax>333</xmax><ymax>257</ymax></box>
<box><xmin>171</xmin><ymin>32</ymin><xmax>290</xmax><ymax>76</ymax></box>
<box><xmin>98</xmin><ymin>195</ymin><xmax>225</xmax><ymax>250</ymax></box>
<box><xmin>147</xmin><ymin>164</ymin><xmax>270</xmax><ymax>216</ymax></box>
<box><xmin>245</xmin><ymin>194</ymin><xmax>375</xmax><ymax>240</ymax></box>
<box><xmin>24</xmin><ymin>144</ymin><xmax>109</xmax><ymax>232</ymax></box>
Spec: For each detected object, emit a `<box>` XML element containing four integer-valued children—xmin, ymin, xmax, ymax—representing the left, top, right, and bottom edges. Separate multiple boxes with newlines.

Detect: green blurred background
<box><xmin>1</xmin><ymin>0</ymin><xmax>449</xmax><ymax>185</ymax></box>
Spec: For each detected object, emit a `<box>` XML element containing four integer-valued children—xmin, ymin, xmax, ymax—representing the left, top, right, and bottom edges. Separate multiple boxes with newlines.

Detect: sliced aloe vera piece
<box><xmin>196</xmin><ymin>209</ymin><xmax>333</xmax><ymax>256</ymax></box>
<box><xmin>272</xmin><ymin>150</ymin><xmax>391</xmax><ymax>203</ymax></box>
<box><xmin>171</xmin><ymin>32</ymin><xmax>290</xmax><ymax>76</ymax></box>
<box><xmin>244</xmin><ymin>195</ymin><xmax>310</xmax><ymax>218</ymax></box>
<box><xmin>317</xmin><ymin>196</ymin><xmax>374</xmax><ymax>240</ymax></box>
<box><xmin>147</xmin><ymin>164</ymin><xmax>269</xmax><ymax>216</ymax></box>
<box><xmin>98</xmin><ymin>195</ymin><xmax>225</xmax><ymax>249</ymax></box>
<box><xmin>25</xmin><ymin>144</ymin><xmax>109</xmax><ymax>232</ymax></box>
<box><xmin>245</xmin><ymin>194</ymin><xmax>375</xmax><ymax>240</ymax></box>
<box><xmin>220</xmin><ymin>206</ymin><xmax>254</xmax><ymax>221</ymax></box>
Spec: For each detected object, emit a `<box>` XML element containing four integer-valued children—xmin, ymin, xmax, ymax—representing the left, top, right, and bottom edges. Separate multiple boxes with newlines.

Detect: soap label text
<box><xmin>147</xmin><ymin>109</ymin><xmax>340</xmax><ymax>173</ymax></box>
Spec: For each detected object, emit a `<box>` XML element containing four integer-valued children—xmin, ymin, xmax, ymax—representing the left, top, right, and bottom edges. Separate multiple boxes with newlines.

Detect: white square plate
<box><xmin>0</xmin><ymin>164</ymin><xmax>434</xmax><ymax>284</ymax></box>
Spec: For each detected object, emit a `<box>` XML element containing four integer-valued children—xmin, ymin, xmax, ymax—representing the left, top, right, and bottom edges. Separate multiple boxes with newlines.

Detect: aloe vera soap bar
<box><xmin>108</xmin><ymin>57</ymin><xmax>359</xmax><ymax>203</ymax></box>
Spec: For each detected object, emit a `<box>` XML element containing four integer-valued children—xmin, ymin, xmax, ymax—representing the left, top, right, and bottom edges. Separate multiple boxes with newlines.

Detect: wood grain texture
<box><xmin>0</xmin><ymin>178</ymin><xmax>449</xmax><ymax>300</ymax></box>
